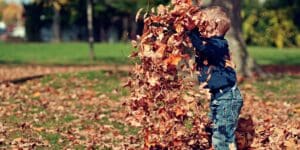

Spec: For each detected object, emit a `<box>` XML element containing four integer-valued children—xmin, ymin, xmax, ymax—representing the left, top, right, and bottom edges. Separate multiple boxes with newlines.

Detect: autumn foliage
<box><xmin>125</xmin><ymin>0</ymin><xmax>212</xmax><ymax>149</ymax></box>
<box><xmin>2</xmin><ymin>3</ymin><xmax>24</xmax><ymax>26</ymax></box>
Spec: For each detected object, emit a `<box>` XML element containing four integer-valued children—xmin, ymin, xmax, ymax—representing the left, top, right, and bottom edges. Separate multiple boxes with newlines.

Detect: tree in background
<box><xmin>0</xmin><ymin>0</ymin><xmax>6</xmax><ymax>20</ymax></box>
<box><xmin>87</xmin><ymin>0</ymin><xmax>95</xmax><ymax>60</ymax></box>
<box><xmin>22</xmin><ymin>0</ymin><xmax>300</xmax><ymax>48</ymax></box>
<box><xmin>24</xmin><ymin>2</ymin><xmax>44</xmax><ymax>41</ymax></box>
<box><xmin>211</xmin><ymin>0</ymin><xmax>263</xmax><ymax>77</ymax></box>
<box><xmin>242</xmin><ymin>0</ymin><xmax>300</xmax><ymax>48</ymax></box>
<box><xmin>2</xmin><ymin>3</ymin><xmax>24</xmax><ymax>26</ymax></box>
<box><xmin>33</xmin><ymin>0</ymin><xmax>69</xmax><ymax>42</ymax></box>
<box><xmin>107</xmin><ymin>0</ymin><xmax>169</xmax><ymax>39</ymax></box>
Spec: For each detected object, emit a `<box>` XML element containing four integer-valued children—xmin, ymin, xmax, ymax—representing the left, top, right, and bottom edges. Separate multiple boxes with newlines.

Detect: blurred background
<box><xmin>0</xmin><ymin>0</ymin><xmax>299</xmax><ymax>80</ymax></box>
<box><xmin>1</xmin><ymin>0</ymin><xmax>299</xmax><ymax>45</ymax></box>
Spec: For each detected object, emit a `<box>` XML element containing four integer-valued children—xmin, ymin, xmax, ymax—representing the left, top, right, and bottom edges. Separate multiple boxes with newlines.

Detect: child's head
<box><xmin>199</xmin><ymin>6</ymin><xmax>231</xmax><ymax>37</ymax></box>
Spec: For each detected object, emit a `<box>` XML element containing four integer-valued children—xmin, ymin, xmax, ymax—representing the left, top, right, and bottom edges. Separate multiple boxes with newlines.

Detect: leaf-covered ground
<box><xmin>0</xmin><ymin>65</ymin><xmax>131</xmax><ymax>82</ymax></box>
<box><xmin>0</xmin><ymin>71</ymin><xmax>135</xmax><ymax>149</ymax></box>
<box><xmin>0</xmin><ymin>71</ymin><xmax>299</xmax><ymax>149</ymax></box>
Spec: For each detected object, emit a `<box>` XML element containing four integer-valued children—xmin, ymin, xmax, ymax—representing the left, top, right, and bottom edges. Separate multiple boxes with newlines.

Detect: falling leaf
<box><xmin>148</xmin><ymin>77</ymin><xmax>159</xmax><ymax>86</ymax></box>
<box><xmin>164</xmin><ymin>54</ymin><xmax>182</xmax><ymax>66</ymax></box>
<box><xmin>157</xmin><ymin>5</ymin><xmax>167</xmax><ymax>15</ymax></box>
<box><xmin>284</xmin><ymin>139</ymin><xmax>297</xmax><ymax>150</ymax></box>
<box><xmin>155</xmin><ymin>43</ymin><xmax>167</xmax><ymax>58</ymax></box>
<box><xmin>136</xmin><ymin>8</ymin><xmax>144</xmax><ymax>22</ymax></box>
<box><xmin>175</xmin><ymin>24</ymin><xmax>184</xmax><ymax>33</ymax></box>
<box><xmin>131</xmin><ymin>40</ymin><xmax>138</xmax><ymax>48</ymax></box>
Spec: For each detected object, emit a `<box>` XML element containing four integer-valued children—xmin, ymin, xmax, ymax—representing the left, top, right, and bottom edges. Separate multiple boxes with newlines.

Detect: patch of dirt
<box><xmin>262</xmin><ymin>65</ymin><xmax>300</xmax><ymax>75</ymax></box>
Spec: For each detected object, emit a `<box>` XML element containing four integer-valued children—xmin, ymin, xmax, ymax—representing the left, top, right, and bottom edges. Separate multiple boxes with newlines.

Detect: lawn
<box><xmin>0</xmin><ymin>42</ymin><xmax>133</xmax><ymax>65</ymax></box>
<box><xmin>248</xmin><ymin>46</ymin><xmax>300</xmax><ymax>65</ymax></box>
<box><xmin>0</xmin><ymin>42</ymin><xmax>299</xmax><ymax>66</ymax></box>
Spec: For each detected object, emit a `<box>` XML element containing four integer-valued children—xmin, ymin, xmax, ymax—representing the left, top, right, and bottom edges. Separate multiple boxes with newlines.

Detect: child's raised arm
<box><xmin>187</xmin><ymin>28</ymin><xmax>229</xmax><ymax>61</ymax></box>
<box><xmin>187</xmin><ymin>28</ymin><xmax>207</xmax><ymax>51</ymax></box>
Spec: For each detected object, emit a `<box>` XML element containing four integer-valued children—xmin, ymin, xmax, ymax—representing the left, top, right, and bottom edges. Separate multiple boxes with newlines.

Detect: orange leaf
<box><xmin>148</xmin><ymin>76</ymin><xmax>159</xmax><ymax>86</ymax></box>
<box><xmin>131</xmin><ymin>40</ymin><xmax>138</xmax><ymax>48</ymax></box>
<box><xmin>155</xmin><ymin>44</ymin><xmax>166</xmax><ymax>58</ymax></box>
<box><xmin>164</xmin><ymin>54</ymin><xmax>182</xmax><ymax>66</ymax></box>
<box><xmin>175</xmin><ymin>24</ymin><xmax>184</xmax><ymax>33</ymax></box>
<box><xmin>175</xmin><ymin>106</ymin><xmax>185</xmax><ymax>116</ymax></box>
<box><xmin>157</xmin><ymin>4</ymin><xmax>167</xmax><ymax>15</ymax></box>
<box><xmin>136</xmin><ymin>8</ymin><xmax>144</xmax><ymax>22</ymax></box>
<box><xmin>33</xmin><ymin>92</ymin><xmax>41</xmax><ymax>98</ymax></box>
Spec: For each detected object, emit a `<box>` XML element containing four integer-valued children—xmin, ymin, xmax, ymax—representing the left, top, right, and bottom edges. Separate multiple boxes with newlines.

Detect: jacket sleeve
<box><xmin>187</xmin><ymin>29</ymin><xmax>228</xmax><ymax>59</ymax></box>
<box><xmin>187</xmin><ymin>28</ymin><xmax>207</xmax><ymax>52</ymax></box>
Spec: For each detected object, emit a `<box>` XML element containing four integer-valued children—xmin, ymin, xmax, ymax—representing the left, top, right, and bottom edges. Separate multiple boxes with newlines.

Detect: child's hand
<box><xmin>183</xmin><ymin>20</ymin><xmax>196</xmax><ymax>31</ymax></box>
<box><xmin>199</xmin><ymin>82</ymin><xmax>211</xmax><ymax>100</ymax></box>
<box><xmin>198</xmin><ymin>20</ymin><xmax>218</xmax><ymax>38</ymax></box>
<box><xmin>186</xmin><ymin>28</ymin><xmax>204</xmax><ymax>49</ymax></box>
<box><xmin>225</xmin><ymin>59</ymin><xmax>235</xmax><ymax>68</ymax></box>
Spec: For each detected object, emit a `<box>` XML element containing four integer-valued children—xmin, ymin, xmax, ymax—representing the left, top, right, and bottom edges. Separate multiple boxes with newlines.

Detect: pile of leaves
<box><xmin>124</xmin><ymin>0</ymin><xmax>213</xmax><ymax>149</ymax></box>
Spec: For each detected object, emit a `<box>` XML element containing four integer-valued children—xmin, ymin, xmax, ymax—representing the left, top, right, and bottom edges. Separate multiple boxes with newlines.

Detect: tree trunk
<box><xmin>100</xmin><ymin>25</ymin><xmax>106</xmax><ymax>42</ymax></box>
<box><xmin>211</xmin><ymin>0</ymin><xmax>263</xmax><ymax>77</ymax></box>
<box><xmin>52</xmin><ymin>7</ymin><xmax>61</xmax><ymax>42</ymax></box>
<box><xmin>87</xmin><ymin>0</ymin><xmax>96</xmax><ymax>61</ymax></box>
<box><xmin>24</xmin><ymin>3</ymin><xmax>42</xmax><ymax>41</ymax></box>
<box><xmin>130</xmin><ymin>15</ymin><xmax>138</xmax><ymax>40</ymax></box>
<box><xmin>121</xmin><ymin>16</ymin><xmax>129</xmax><ymax>41</ymax></box>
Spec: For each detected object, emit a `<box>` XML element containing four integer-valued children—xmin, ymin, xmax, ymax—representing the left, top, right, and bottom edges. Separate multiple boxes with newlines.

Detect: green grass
<box><xmin>0</xmin><ymin>42</ymin><xmax>133</xmax><ymax>65</ymax></box>
<box><xmin>0</xmin><ymin>42</ymin><xmax>299</xmax><ymax>66</ymax></box>
<box><xmin>40</xmin><ymin>132</ymin><xmax>61</xmax><ymax>145</ymax></box>
<box><xmin>248</xmin><ymin>46</ymin><xmax>300</xmax><ymax>65</ymax></box>
<box><xmin>241</xmin><ymin>75</ymin><xmax>300</xmax><ymax>103</ymax></box>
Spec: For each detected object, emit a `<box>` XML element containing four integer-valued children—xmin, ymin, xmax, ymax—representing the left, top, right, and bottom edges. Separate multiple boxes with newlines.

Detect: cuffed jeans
<box><xmin>209</xmin><ymin>86</ymin><xmax>243</xmax><ymax>150</ymax></box>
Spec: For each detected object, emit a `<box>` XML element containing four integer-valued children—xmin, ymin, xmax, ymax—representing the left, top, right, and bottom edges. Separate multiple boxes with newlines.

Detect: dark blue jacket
<box><xmin>188</xmin><ymin>29</ymin><xmax>237</xmax><ymax>97</ymax></box>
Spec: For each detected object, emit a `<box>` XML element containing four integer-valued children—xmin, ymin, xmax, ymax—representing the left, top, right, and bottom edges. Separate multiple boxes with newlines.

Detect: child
<box><xmin>187</xmin><ymin>6</ymin><xmax>243</xmax><ymax>150</ymax></box>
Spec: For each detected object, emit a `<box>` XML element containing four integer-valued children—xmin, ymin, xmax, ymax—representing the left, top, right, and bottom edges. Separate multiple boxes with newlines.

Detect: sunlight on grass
<box><xmin>248</xmin><ymin>46</ymin><xmax>300</xmax><ymax>65</ymax></box>
<box><xmin>242</xmin><ymin>75</ymin><xmax>300</xmax><ymax>103</ymax></box>
<box><xmin>0</xmin><ymin>42</ymin><xmax>133</xmax><ymax>65</ymax></box>
<box><xmin>0</xmin><ymin>43</ymin><xmax>299</xmax><ymax>65</ymax></box>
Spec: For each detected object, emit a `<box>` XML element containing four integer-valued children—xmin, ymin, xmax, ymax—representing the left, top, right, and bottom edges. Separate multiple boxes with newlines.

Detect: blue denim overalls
<box><xmin>209</xmin><ymin>84</ymin><xmax>243</xmax><ymax>150</ymax></box>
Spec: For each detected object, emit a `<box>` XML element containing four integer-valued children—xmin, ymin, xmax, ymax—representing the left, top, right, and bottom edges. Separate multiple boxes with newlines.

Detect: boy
<box><xmin>187</xmin><ymin>6</ymin><xmax>243</xmax><ymax>150</ymax></box>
